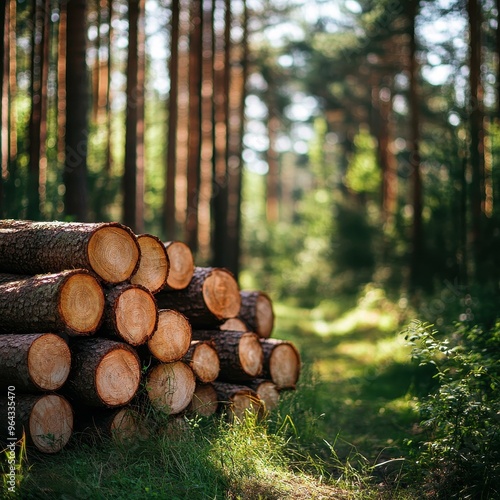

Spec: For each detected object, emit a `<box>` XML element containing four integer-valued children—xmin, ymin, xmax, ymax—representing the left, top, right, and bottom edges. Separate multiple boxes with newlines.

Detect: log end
<box><xmin>115</xmin><ymin>286</ymin><xmax>158</xmax><ymax>346</ymax></box>
<box><xmin>269</xmin><ymin>343</ymin><xmax>301</xmax><ymax>390</ymax></box>
<box><xmin>254</xmin><ymin>381</ymin><xmax>280</xmax><ymax>412</ymax></box>
<box><xmin>255</xmin><ymin>293</ymin><xmax>274</xmax><ymax>338</ymax></box>
<box><xmin>88</xmin><ymin>225</ymin><xmax>140</xmax><ymax>283</ymax></box>
<box><xmin>187</xmin><ymin>383</ymin><xmax>218</xmax><ymax>417</ymax></box>
<box><xmin>29</xmin><ymin>394</ymin><xmax>73</xmax><ymax>453</ymax></box>
<box><xmin>147</xmin><ymin>309</ymin><xmax>192</xmax><ymax>363</ymax></box>
<box><xmin>239</xmin><ymin>333</ymin><xmax>263</xmax><ymax>378</ymax></box>
<box><xmin>110</xmin><ymin>407</ymin><xmax>150</xmax><ymax>443</ymax></box>
<box><xmin>95</xmin><ymin>346</ymin><xmax>141</xmax><ymax>407</ymax></box>
<box><xmin>220</xmin><ymin>317</ymin><xmax>249</xmax><ymax>332</ymax></box>
<box><xmin>59</xmin><ymin>272</ymin><xmax>105</xmax><ymax>335</ymax></box>
<box><xmin>190</xmin><ymin>342</ymin><xmax>220</xmax><ymax>383</ymax></box>
<box><xmin>164</xmin><ymin>241</ymin><xmax>195</xmax><ymax>290</ymax></box>
<box><xmin>202</xmin><ymin>268</ymin><xmax>241</xmax><ymax>320</ymax></box>
<box><xmin>146</xmin><ymin>362</ymin><xmax>196</xmax><ymax>415</ymax></box>
<box><xmin>130</xmin><ymin>234</ymin><xmax>170</xmax><ymax>294</ymax></box>
<box><xmin>28</xmin><ymin>334</ymin><xmax>71</xmax><ymax>391</ymax></box>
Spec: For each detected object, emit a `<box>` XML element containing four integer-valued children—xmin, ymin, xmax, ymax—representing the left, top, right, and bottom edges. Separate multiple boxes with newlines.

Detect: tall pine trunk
<box><xmin>64</xmin><ymin>0</ymin><xmax>89</xmax><ymax>221</ymax></box>
<box><xmin>0</xmin><ymin>0</ymin><xmax>6</xmax><ymax>216</ymax></box>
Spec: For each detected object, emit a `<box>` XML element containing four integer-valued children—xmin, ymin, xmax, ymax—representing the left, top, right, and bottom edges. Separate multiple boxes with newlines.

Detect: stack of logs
<box><xmin>0</xmin><ymin>220</ymin><xmax>301</xmax><ymax>454</ymax></box>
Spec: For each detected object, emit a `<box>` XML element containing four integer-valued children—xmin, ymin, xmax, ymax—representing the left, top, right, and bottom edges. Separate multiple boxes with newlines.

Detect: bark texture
<box><xmin>0</xmin><ymin>269</ymin><xmax>105</xmax><ymax>336</ymax></box>
<box><xmin>239</xmin><ymin>290</ymin><xmax>274</xmax><ymax>338</ymax></box>
<box><xmin>155</xmin><ymin>267</ymin><xmax>241</xmax><ymax>328</ymax></box>
<box><xmin>192</xmin><ymin>330</ymin><xmax>263</xmax><ymax>381</ymax></box>
<box><xmin>0</xmin><ymin>220</ymin><xmax>140</xmax><ymax>283</ymax></box>
<box><xmin>65</xmin><ymin>338</ymin><xmax>141</xmax><ymax>408</ymax></box>
<box><xmin>0</xmin><ymin>333</ymin><xmax>71</xmax><ymax>392</ymax></box>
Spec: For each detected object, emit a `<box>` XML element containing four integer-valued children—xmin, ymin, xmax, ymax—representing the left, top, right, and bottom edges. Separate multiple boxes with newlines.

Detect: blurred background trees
<box><xmin>1</xmin><ymin>0</ymin><xmax>500</xmax><ymax>320</ymax></box>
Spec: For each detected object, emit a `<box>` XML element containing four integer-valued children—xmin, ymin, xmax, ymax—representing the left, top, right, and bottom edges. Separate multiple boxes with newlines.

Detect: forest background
<box><xmin>2</xmin><ymin>0</ymin><xmax>500</xmax><ymax>498</ymax></box>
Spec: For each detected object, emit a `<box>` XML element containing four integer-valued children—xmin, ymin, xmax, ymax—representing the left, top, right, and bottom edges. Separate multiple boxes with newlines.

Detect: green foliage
<box><xmin>402</xmin><ymin>320</ymin><xmax>500</xmax><ymax>499</ymax></box>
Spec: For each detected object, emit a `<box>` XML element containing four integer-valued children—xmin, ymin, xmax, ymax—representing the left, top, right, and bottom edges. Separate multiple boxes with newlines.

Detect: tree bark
<box><xmin>130</xmin><ymin>234</ymin><xmax>170</xmax><ymax>294</ymax></box>
<box><xmin>0</xmin><ymin>393</ymin><xmax>73</xmax><ymax>453</ymax></box>
<box><xmin>65</xmin><ymin>338</ymin><xmax>141</xmax><ymax>408</ymax></box>
<box><xmin>187</xmin><ymin>382</ymin><xmax>218</xmax><ymax>416</ymax></box>
<box><xmin>145</xmin><ymin>361</ymin><xmax>196</xmax><ymax>415</ymax></box>
<box><xmin>0</xmin><ymin>220</ymin><xmax>140</xmax><ymax>284</ymax></box>
<box><xmin>163</xmin><ymin>240</ymin><xmax>195</xmax><ymax>290</ymax></box>
<box><xmin>260</xmin><ymin>339</ymin><xmax>301</xmax><ymax>390</ymax></box>
<box><xmin>239</xmin><ymin>290</ymin><xmax>274</xmax><ymax>338</ymax></box>
<box><xmin>182</xmin><ymin>340</ymin><xmax>220</xmax><ymax>383</ymax></box>
<box><xmin>146</xmin><ymin>308</ymin><xmax>192</xmax><ymax>363</ymax></box>
<box><xmin>155</xmin><ymin>267</ymin><xmax>241</xmax><ymax>327</ymax></box>
<box><xmin>192</xmin><ymin>330</ymin><xmax>263</xmax><ymax>381</ymax></box>
<box><xmin>0</xmin><ymin>270</ymin><xmax>105</xmax><ymax>336</ymax></box>
<box><xmin>0</xmin><ymin>333</ymin><xmax>71</xmax><ymax>392</ymax></box>
<box><xmin>101</xmin><ymin>283</ymin><xmax>158</xmax><ymax>346</ymax></box>
<box><xmin>212</xmin><ymin>381</ymin><xmax>263</xmax><ymax>421</ymax></box>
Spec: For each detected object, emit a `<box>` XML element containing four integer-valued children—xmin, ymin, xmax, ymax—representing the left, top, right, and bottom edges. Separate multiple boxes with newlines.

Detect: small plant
<box><xmin>402</xmin><ymin>320</ymin><xmax>500</xmax><ymax>499</ymax></box>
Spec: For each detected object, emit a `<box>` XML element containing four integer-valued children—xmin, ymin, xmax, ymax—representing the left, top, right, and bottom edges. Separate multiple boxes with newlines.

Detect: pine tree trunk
<box><xmin>0</xmin><ymin>220</ymin><xmax>140</xmax><ymax>284</ymax></box>
<box><xmin>0</xmin><ymin>270</ymin><xmax>105</xmax><ymax>336</ymax></box>
<box><xmin>239</xmin><ymin>291</ymin><xmax>274</xmax><ymax>338</ymax></box>
<box><xmin>182</xmin><ymin>340</ymin><xmax>220</xmax><ymax>383</ymax></box>
<box><xmin>65</xmin><ymin>338</ymin><xmax>141</xmax><ymax>408</ymax></box>
<box><xmin>163</xmin><ymin>240</ymin><xmax>195</xmax><ymax>290</ymax></box>
<box><xmin>145</xmin><ymin>361</ymin><xmax>196</xmax><ymax>415</ymax></box>
<box><xmin>212</xmin><ymin>381</ymin><xmax>263</xmax><ymax>421</ymax></box>
<box><xmin>101</xmin><ymin>283</ymin><xmax>158</xmax><ymax>346</ymax></box>
<box><xmin>130</xmin><ymin>234</ymin><xmax>170</xmax><ymax>294</ymax></box>
<box><xmin>146</xmin><ymin>308</ymin><xmax>192</xmax><ymax>363</ymax></box>
<box><xmin>155</xmin><ymin>267</ymin><xmax>241</xmax><ymax>327</ymax></box>
<box><xmin>187</xmin><ymin>382</ymin><xmax>218</xmax><ymax>416</ymax></box>
<box><xmin>192</xmin><ymin>330</ymin><xmax>263</xmax><ymax>381</ymax></box>
<box><xmin>0</xmin><ymin>393</ymin><xmax>73</xmax><ymax>453</ymax></box>
<box><xmin>0</xmin><ymin>333</ymin><xmax>71</xmax><ymax>392</ymax></box>
<box><xmin>260</xmin><ymin>339</ymin><xmax>301</xmax><ymax>390</ymax></box>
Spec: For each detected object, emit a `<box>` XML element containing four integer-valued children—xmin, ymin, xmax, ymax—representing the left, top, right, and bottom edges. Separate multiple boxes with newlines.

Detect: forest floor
<box><xmin>6</xmin><ymin>285</ymin><xmax>425</xmax><ymax>499</ymax></box>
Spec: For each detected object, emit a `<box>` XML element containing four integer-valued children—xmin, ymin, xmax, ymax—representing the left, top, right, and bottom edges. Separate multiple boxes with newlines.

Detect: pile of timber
<box><xmin>0</xmin><ymin>219</ymin><xmax>301</xmax><ymax>454</ymax></box>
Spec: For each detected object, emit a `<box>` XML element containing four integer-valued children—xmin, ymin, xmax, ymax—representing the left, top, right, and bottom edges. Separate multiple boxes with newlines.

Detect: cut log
<box><xmin>0</xmin><ymin>393</ymin><xmax>73</xmax><ymax>453</ymax></box>
<box><xmin>239</xmin><ymin>291</ymin><xmax>274</xmax><ymax>338</ymax></box>
<box><xmin>192</xmin><ymin>330</ymin><xmax>263</xmax><ymax>381</ymax></box>
<box><xmin>75</xmin><ymin>406</ymin><xmax>149</xmax><ymax>443</ymax></box>
<box><xmin>212</xmin><ymin>382</ymin><xmax>263</xmax><ymax>421</ymax></box>
<box><xmin>0</xmin><ymin>270</ymin><xmax>105</xmax><ymax>336</ymax></box>
<box><xmin>0</xmin><ymin>219</ymin><xmax>140</xmax><ymax>284</ymax></box>
<box><xmin>163</xmin><ymin>241</ymin><xmax>195</xmax><ymax>290</ymax></box>
<box><xmin>182</xmin><ymin>340</ymin><xmax>220</xmax><ymax>383</ymax></box>
<box><xmin>261</xmin><ymin>339</ymin><xmax>301</xmax><ymax>390</ymax></box>
<box><xmin>219</xmin><ymin>317</ymin><xmax>249</xmax><ymax>332</ymax></box>
<box><xmin>0</xmin><ymin>334</ymin><xmax>71</xmax><ymax>392</ymax></box>
<box><xmin>145</xmin><ymin>361</ymin><xmax>196</xmax><ymax>415</ymax></box>
<box><xmin>187</xmin><ymin>383</ymin><xmax>218</xmax><ymax>417</ymax></box>
<box><xmin>130</xmin><ymin>234</ymin><xmax>170</xmax><ymax>293</ymax></box>
<box><xmin>246</xmin><ymin>379</ymin><xmax>280</xmax><ymax>412</ymax></box>
<box><xmin>65</xmin><ymin>338</ymin><xmax>141</xmax><ymax>408</ymax></box>
<box><xmin>147</xmin><ymin>309</ymin><xmax>192</xmax><ymax>363</ymax></box>
<box><xmin>155</xmin><ymin>267</ymin><xmax>241</xmax><ymax>328</ymax></box>
<box><xmin>102</xmin><ymin>283</ymin><xmax>158</xmax><ymax>346</ymax></box>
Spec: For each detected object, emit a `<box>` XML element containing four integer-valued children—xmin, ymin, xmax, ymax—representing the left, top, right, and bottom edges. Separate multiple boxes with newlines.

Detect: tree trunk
<box><xmin>182</xmin><ymin>340</ymin><xmax>220</xmax><ymax>383</ymax></box>
<box><xmin>163</xmin><ymin>240</ymin><xmax>195</xmax><ymax>290</ymax></box>
<box><xmin>65</xmin><ymin>338</ymin><xmax>141</xmax><ymax>408</ymax></box>
<box><xmin>101</xmin><ymin>283</ymin><xmax>158</xmax><ymax>346</ymax></box>
<box><xmin>0</xmin><ymin>0</ymin><xmax>6</xmax><ymax>216</ymax></box>
<box><xmin>212</xmin><ymin>381</ymin><xmax>263</xmax><ymax>421</ymax></box>
<box><xmin>0</xmin><ymin>220</ymin><xmax>140</xmax><ymax>284</ymax></box>
<box><xmin>146</xmin><ymin>308</ymin><xmax>192</xmax><ymax>363</ymax></box>
<box><xmin>260</xmin><ymin>339</ymin><xmax>301</xmax><ymax>390</ymax></box>
<box><xmin>64</xmin><ymin>0</ymin><xmax>89</xmax><ymax>221</ymax></box>
<box><xmin>0</xmin><ymin>333</ymin><xmax>71</xmax><ymax>392</ymax></box>
<box><xmin>123</xmin><ymin>0</ymin><xmax>146</xmax><ymax>233</ymax></box>
<box><xmin>0</xmin><ymin>393</ymin><xmax>73</xmax><ymax>453</ymax></box>
<box><xmin>164</xmin><ymin>0</ymin><xmax>180</xmax><ymax>241</ymax></box>
<box><xmin>192</xmin><ymin>330</ymin><xmax>263</xmax><ymax>381</ymax></box>
<box><xmin>155</xmin><ymin>267</ymin><xmax>241</xmax><ymax>327</ymax></box>
<box><xmin>245</xmin><ymin>379</ymin><xmax>279</xmax><ymax>412</ymax></box>
<box><xmin>130</xmin><ymin>234</ymin><xmax>170</xmax><ymax>294</ymax></box>
<box><xmin>239</xmin><ymin>290</ymin><xmax>275</xmax><ymax>338</ymax></box>
<box><xmin>0</xmin><ymin>270</ymin><xmax>105</xmax><ymax>336</ymax></box>
<box><xmin>187</xmin><ymin>382</ymin><xmax>218</xmax><ymax>417</ymax></box>
<box><xmin>145</xmin><ymin>361</ymin><xmax>196</xmax><ymax>415</ymax></box>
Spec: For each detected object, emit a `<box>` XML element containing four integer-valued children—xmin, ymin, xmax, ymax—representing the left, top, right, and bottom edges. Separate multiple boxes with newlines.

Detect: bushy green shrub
<box><xmin>402</xmin><ymin>320</ymin><xmax>500</xmax><ymax>499</ymax></box>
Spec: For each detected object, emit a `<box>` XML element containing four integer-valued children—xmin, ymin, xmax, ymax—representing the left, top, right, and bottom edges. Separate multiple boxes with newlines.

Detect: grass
<box><xmin>2</xmin><ymin>284</ymin><xmax>426</xmax><ymax>499</ymax></box>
